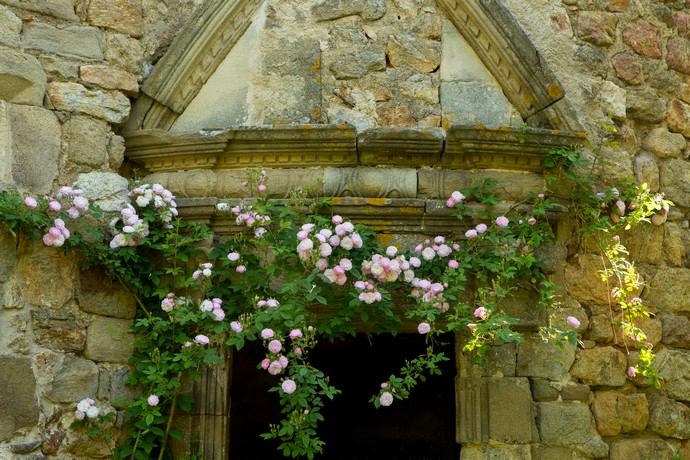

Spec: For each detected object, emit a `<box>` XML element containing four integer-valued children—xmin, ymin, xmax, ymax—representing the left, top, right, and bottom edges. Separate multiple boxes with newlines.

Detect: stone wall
<box><xmin>0</xmin><ymin>0</ymin><xmax>690</xmax><ymax>459</ymax></box>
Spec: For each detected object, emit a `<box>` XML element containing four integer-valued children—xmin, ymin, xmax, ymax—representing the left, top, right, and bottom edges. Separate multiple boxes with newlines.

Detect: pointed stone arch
<box><xmin>125</xmin><ymin>0</ymin><xmax>582</xmax><ymax>133</ymax></box>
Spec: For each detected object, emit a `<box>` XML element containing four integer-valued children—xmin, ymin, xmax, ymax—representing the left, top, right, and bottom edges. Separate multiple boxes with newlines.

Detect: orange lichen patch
<box><xmin>310</xmin><ymin>58</ymin><xmax>321</xmax><ymax>73</ymax></box>
<box><xmin>552</xmin><ymin>130</ymin><xmax>560</xmax><ymax>135</ymax></box>
<box><xmin>548</xmin><ymin>83</ymin><xmax>564</xmax><ymax>98</ymax></box>
<box><xmin>316</xmin><ymin>76</ymin><xmax>321</xmax><ymax>82</ymax></box>
<box><xmin>302</xmin><ymin>124</ymin><xmax>313</xmax><ymax>130</ymax></box>
<box><xmin>365</xmin><ymin>198</ymin><xmax>389</xmax><ymax>206</ymax></box>
<box><xmin>312</xmin><ymin>107</ymin><xmax>321</xmax><ymax>119</ymax></box>
<box><xmin>338</xmin><ymin>124</ymin><xmax>350</xmax><ymax>130</ymax></box>
<box><xmin>377</xmin><ymin>233</ymin><xmax>395</xmax><ymax>248</ymax></box>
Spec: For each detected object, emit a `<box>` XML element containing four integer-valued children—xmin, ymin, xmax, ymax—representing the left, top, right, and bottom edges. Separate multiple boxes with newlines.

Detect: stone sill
<box><xmin>124</xmin><ymin>124</ymin><xmax>586</xmax><ymax>174</ymax></box>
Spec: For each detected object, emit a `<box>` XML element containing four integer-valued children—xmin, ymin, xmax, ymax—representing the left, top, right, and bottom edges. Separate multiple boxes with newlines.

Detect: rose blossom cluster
<box><xmin>199</xmin><ymin>297</ymin><xmax>225</xmax><ymax>321</ymax></box>
<box><xmin>75</xmin><ymin>398</ymin><xmax>99</xmax><ymax>420</ymax></box>
<box><xmin>296</xmin><ymin>216</ymin><xmax>364</xmax><ymax>263</ymax></box>
<box><xmin>409</xmin><ymin>278</ymin><xmax>449</xmax><ymax>312</ymax></box>
<box><xmin>414</xmin><ymin>236</ymin><xmax>454</xmax><ymax>262</ymax></box>
<box><xmin>259</xmin><ymin>328</ymin><xmax>290</xmax><ymax>376</ymax></box>
<box><xmin>54</xmin><ymin>186</ymin><xmax>90</xmax><ymax>218</ymax></box>
<box><xmin>361</xmin><ymin>246</ymin><xmax>413</xmax><ymax>283</ymax></box>
<box><xmin>108</xmin><ymin>204</ymin><xmax>149</xmax><ymax>248</ymax></box>
<box><xmin>42</xmin><ymin>218</ymin><xmax>71</xmax><ymax>247</ymax></box>
<box><xmin>445</xmin><ymin>190</ymin><xmax>466</xmax><ymax>208</ymax></box>
<box><xmin>129</xmin><ymin>184</ymin><xmax>177</xmax><ymax>220</ymax></box>
<box><xmin>192</xmin><ymin>262</ymin><xmax>213</xmax><ymax>280</ymax></box>
<box><xmin>160</xmin><ymin>292</ymin><xmax>191</xmax><ymax>313</ymax></box>
<box><xmin>220</xmin><ymin>203</ymin><xmax>271</xmax><ymax>239</ymax></box>
<box><xmin>354</xmin><ymin>279</ymin><xmax>383</xmax><ymax>304</ymax></box>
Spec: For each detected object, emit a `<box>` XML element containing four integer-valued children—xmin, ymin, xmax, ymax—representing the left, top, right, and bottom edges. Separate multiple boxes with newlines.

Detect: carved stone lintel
<box><xmin>358</xmin><ymin>127</ymin><xmax>444</xmax><ymax>166</ymax></box>
<box><xmin>323</xmin><ymin>167</ymin><xmax>417</xmax><ymax>198</ymax></box>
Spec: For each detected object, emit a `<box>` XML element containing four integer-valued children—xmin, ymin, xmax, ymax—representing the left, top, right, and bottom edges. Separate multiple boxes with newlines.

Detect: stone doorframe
<box><xmin>123</xmin><ymin>124</ymin><xmax>584</xmax><ymax>458</ymax></box>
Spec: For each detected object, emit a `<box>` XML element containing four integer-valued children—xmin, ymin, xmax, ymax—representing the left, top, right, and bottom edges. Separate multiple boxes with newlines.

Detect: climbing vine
<box><xmin>0</xmin><ymin>140</ymin><xmax>670</xmax><ymax>458</ymax></box>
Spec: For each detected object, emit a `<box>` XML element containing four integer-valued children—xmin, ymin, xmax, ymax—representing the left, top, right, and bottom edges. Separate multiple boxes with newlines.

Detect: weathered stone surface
<box><xmin>633</xmin><ymin>150</ymin><xmax>659</xmax><ymax>192</ymax></box>
<box><xmin>516</xmin><ymin>334</ymin><xmax>576</xmax><ymax>380</ymax></box>
<box><xmin>618</xmin><ymin>393</ymin><xmax>648</xmax><ymax>433</ymax></box>
<box><xmin>0</xmin><ymin>231</ymin><xmax>16</xmax><ymax>283</ymax></box>
<box><xmin>108</xmin><ymin>134</ymin><xmax>126</xmax><ymax>170</ymax></box>
<box><xmin>0</xmin><ymin>356</ymin><xmax>39</xmax><ymax>442</ymax></box>
<box><xmin>0</xmin><ymin>5</ymin><xmax>20</xmax><ymax>48</ymax></box>
<box><xmin>66</xmin><ymin>434</ymin><xmax>112</xmax><ymax>458</ymax></box>
<box><xmin>80</xmin><ymin>64</ymin><xmax>139</xmax><ymax>96</ymax></box>
<box><xmin>18</xmin><ymin>250</ymin><xmax>73</xmax><ymax>309</ymax></box>
<box><xmin>599</xmin><ymin>81</ymin><xmax>626</xmax><ymax>119</ymax></box>
<box><xmin>587</xmin><ymin>314</ymin><xmax>615</xmax><ymax>343</ymax></box>
<box><xmin>667</xmin><ymin>37</ymin><xmax>690</xmax><ymax>75</ymax></box>
<box><xmin>38</xmin><ymin>54</ymin><xmax>80</xmax><ymax>81</ymax></box>
<box><xmin>0</xmin><ymin>48</ymin><xmax>46</xmax><ymax>107</ymax></box>
<box><xmin>386</xmin><ymin>35</ymin><xmax>440</xmax><ymax>73</ymax></box>
<box><xmin>659</xmin><ymin>159</ymin><xmax>690</xmax><ymax>208</ymax></box>
<box><xmin>78</xmin><ymin>268</ymin><xmax>136</xmax><ymax>319</ymax></box>
<box><xmin>574</xmin><ymin>44</ymin><xmax>607</xmax><ymax>78</ymax></box>
<box><xmin>109</xmin><ymin>366</ymin><xmax>140</xmax><ymax>407</ymax></box>
<box><xmin>311</xmin><ymin>0</ymin><xmax>386</xmax><ymax>21</ymax></box>
<box><xmin>662</xmin><ymin>314</ymin><xmax>690</xmax><ymax>348</ymax></box>
<box><xmin>622</xmin><ymin>221</ymin><xmax>663</xmax><ymax>265</ymax></box>
<box><xmin>646</xmin><ymin>267</ymin><xmax>690</xmax><ymax>313</ymax></box>
<box><xmin>7</xmin><ymin>104</ymin><xmax>60</xmax><ymax>195</ymax></box>
<box><xmin>84</xmin><ymin>317</ymin><xmax>135</xmax><ymax>363</ymax></box>
<box><xmin>45</xmin><ymin>356</ymin><xmax>98</xmax><ymax>403</ymax></box>
<box><xmin>460</xmin><ymin>445</ymin><xmax>531</xmax><ymax>460</ymax></box>
<box><xmin>656</xmin><ymin>348</ymin><xmax>690</xmax><ymax>402</ymax></box>
<box><xmin>622</xmin><ymin>20</ymin><xmax>662</xmax><ymax>59</ymax></box>
<box><xmin>609</xmin><ymin>437</ymin><xmax>676</xmax><ymax>460</ymax></box>
<box><xmin>663</xmin><ymin>223</ymin><xmax>685</xmax><ymax>267</ymax></box>
<box><xmin>564</xmin><ymin>254</ymin><xmax>612</xmax><ymax>304</ymax></box>
<box><xmin>2</xmin><ymin>0</ymin><xmax>78</xmax><ymax>20</ymax></box>
<box><xmin>537</xmin><ymin>402</ymin><xmax>603</xmax><ymax>446</ymax></box>
<box><xmin>531</xmin><ymin>446</ymin><xmax>574</xmax><ymax>460</ymax></box>
<box><xmin>530</xmin><ymin>378</ymin><xmax>559</xmax><ymax>401</ymax></box>
<box><xmin>31</xmin><ymin>310</ymin><xmax>86</xmax><ymax>353</ymax></box>
<box><xmin>611</xmin><ymin>53</ymin><xmax>643</xmax><ymax>85</ymax></box>
<box><xmin>72</xmin><ymin>172</ymin><xmax>129</xmax><ymax>212</ymax></box>
<box><xmin>577</xmin><ymin>11</ymin><xmax>618</xmax><ymax>46</ymax></box>
<box><xmin>47</xmin><ymin>82</ymin><xmax>130</xmax><ymax>124</ymax></box>
<box><xmin>560</xmin><ymin>384</ymin><xmax>591</xmax><ymax>402</ymax></box>
<box><xmin>22</xmin><ymin>23</ymin><xmax>103</xmax><ymax>61</ymax></box>
<box><xmin>642</xmin><ymin>128</ymin><xmax>686</xmax><ymax>159</ymax></box>
<box><xmin>104</xmin><ymin>31</ymin><xmax>143</xmax><ymax>75</ymax></box>
<box><xmin>677</xmin><ymin>12</ymin><xmax>690</xmax><ymax>36</ymax></box>
<box><xmin>63</xmin><ymin>115</ymin><xmax>110</xmax><ymax>168</ymax></box>
<box><xmin>667</xmin><ymin>98</ymin><xmax>690</xmax><ymax>137</ymax></box>
<box><xmin>605</xmin><ymin>0</ymin><xmax>628</xmax><ymax>12</ymax></box>
<box><xmin>592</xmin><ymin>391</ymin><xmax>621</xmax><ymax>436</ymax></box>
<box><xmin>626</xmin><ymin>86</ymin><xmax>665</xmax><ymax>122</ymax></box>
<box><xmin>331</xmin><ymin>50</ymin><xmax>386</xmax><ymax>80</ymax></box>
<box><xmin>648</xmin><ymin>395</ymin><xmax>690</xmax><ymax>439</ymax></box>
<box><xmin>399</xmin><ymin>73</ymin><xmax>437</xmax><ymax>104</ymax></box>
<box><xmin>88</xmin><ymin>0</ymin><xmax>144</xmax><ymax>38</ymax></box>
<box><xmin>571</xmin><ymin>347</ymin><xmax>627</xmax><ymax>386</ymax></box>
<box><xmin>441</xmin><ymin>81</ymin><xmax>515</xmax><ymax>127</ymax></box>
<box><xmin>487</xmin><ymin>378</ymin><xmax>536</xmax><ymax>443</ymax></box>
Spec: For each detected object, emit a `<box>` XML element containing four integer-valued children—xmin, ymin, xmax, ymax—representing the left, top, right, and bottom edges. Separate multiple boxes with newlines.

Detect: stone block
<box><xmin>79</xmin><ymin>64</ymin><xmax>139</xmax><ymax>96</ymax></box>
<box><xmin>530</xmin><ymin>378</ymin><xmax>559</xmax><ymax>402</ymax></box>
<box><xmin>633</xmin><ymin>151</ymin><xmax>659</xmax><ymax>192</ymax></box>
<box><xmin>560</xmin><ymin>384</ymin><xmax>591</xmax><ymax>402</ymax></box>
<box><xmin>677</xmin><ymin>12</ymin><xmax>690</xmax><ymax>36</ymax></box>
<box><xmin>487</xmin><ymin>378</ymin><xmax>536</xmax><ymax>443</ymax></box>
<box><xmin>104</xmin><ymin>31</ymin><xmax>143</xmax><ymax>75</ymax></box>
<box><xmin>1</xmin><ymin>0</ymin><xmax>78</xmax><ymax>20</ymax></box>
<box><xmin>7</xmin><ymin>103</ymin><xmax>60</xmax><ymax>195</ymax></box>
<box><xmin>311</xmin><ymin>0</ymin><xmax>386</xmax><ymax>21</ymax></box>
<box><xmin>611</xmin><ymin>53</ymin><xmax>643</xmax><ymax>85</ymax></box>
<box><xmin>88</xmin><ymin>0</ymin><xmax>144</xmax><ymax>38</ymax></box>
<box><xmin>47</xmin><ymin>82</ymin><xmax>130</xmax><ymax>124</ymax></box>
<box><xmin>564</xmin><ymin>254</ymin><xmax>613</xmax><ymax>305</ymax></box>
<box><xmin>440</xmin><ymin>81</ymin><xmax>515</xmax><ymax>127</ymax></box>
<box><xmin>667</xmin><ymin>98</ymin><xmax>690</xmax><ymax>138</ymax></box>
<box><xmin>592</xmin><ymin>391</ymin><xmax>621</xmax><ymax>436</ymax></box>
<box><xmin>386</xmin><ymin>35</ymin><xmax>440</xmax><ymax>73</ymax></box>
<box><xmin>577</xmin><ymin>11</ymin><xmax>618</xmax><ymax>46</ymax></box>
<box><xmin>84</xmin><ymin>317</ymin><xmax>134</xmax><ymax>363</ymax></box>
<box><xmin>656</xmin><ymin>348</ymin><xmax>690</xmax><ymax>403</ymax></box>
<box><xmin>609</xmin><ymin>437</ymin><xmax>675</xmax><ymax>460</ymax></box>
<box><xmin>72</xmin><ymin>172</ymin><xmax>129</xmax><ymax>212</ymax></box>
<box><xmin>599</xmin><ymin>81</ymin><xmax>626</xmax><ymax>120</ymax></box>
<box><xmin>63</xmin><ymin>115</ymin><xmax>110</xmax><ymax>168</ymax></box>
<box><xmin>31</xmin><ymin>310</ymin><xmax>86</xmax><ymax>353</ymax></box>
<box><xmin>570</xmin><ymin>347</ymin><xmax>627</xmax><ymax>387</ymax></box>
<box><xmin>537</xmin><ymin>401</ymin><xmax>602</xmax><ymax>446</ymax></box>
<box><xmin>648</xmin><ymin>395</ymin><xmax>690</xmax><ymax>439</ymax></box>
<box><xmin>0</xmin><ymin>5</ymin><xmax>20</xmax><ymax>48</ymax></box>
<box><xmin>108</xmin><ymin>134</ymin><xmax>126</xmax><ymax>170</ymax></box>
<box><xmin>45</xmin><ymin>355</ymin><xmax>98</xmax><ymax>403</ymax></box>
<box><xmin>531</xmin><ymin>445</ymin><xmax>573</xmax><ymax>460</ymax></box>
<box><xmin>642</xmin><ymin>128</ymin><xmax>686</xmax><ymax>159</ymax></box>
<box><xmin>18</xmin><ymin>249</ymin><xmax>74</xmax><ymax>310</ymax></box>
<box><xmin>645</xmin><ymin>267</ymin><xmax>690</xmax><ymax>313</ymax></box>
<box><xmin>516</xmin><ymin>333</ymin><xmax>575</xmax><ymax>381</ymax></box>
<box><xmin>460</xmin><ymin>444</ymin><xmax>531</xmax><ymax>460</ymax></box>
<box><xmin>661</xmin><ymin>314</ymin><xmax>690</xmax><ymax>348</ymax></box>
<box><xmin>622</xmin><ymin>20</ymin><xmax>662</xmax><ymax>59</ymax></box>
<box><xmin>330</xmin><ymin>50</ymin><xmax>386</xmax><ymax>80</ymax></box>
<box><xmin>22</xmin><ymin>23</ymin><xmax>103</xmax><ymax>61</ymax></box>
<box><xmin>77</xmin><ymin>268</ymin><xmax>137</xmax><ymax>319</ymax></box>
<box><xmin>663</xmin><ymin>223</ymin><xmax>685</xmax><ymax>267</ymax></box>
<box><xmin>0</xmin><ymin>231</ymin><xmax>16</xmax><ymax>283</ymax></box>
<box><xmin>0</xmin><ymin>48</ymin><xmax>46</xmax><ymax>107</ymax></box>
<box><xmin>0</xmin><ymin>356</ymin><xmax>39</xmax><ymax>441</ymax></box>
<box><xmin>626</xmin><ymin>86</ymin><xmax>665</xmax><ymax>123</ymax></box>
<box><xmin>618</xmin><ymin>393</ymin><xmax>648</xmax><ymax>433</ymax></box>
<box><xmin>667</xmin><ymin>37</ymin><xmax>690</xmax><ymax>75</ymax></box>
<box><xmin>109</xmin><ymin>366</ymin><xmax>140</xmax><ymax>407</ymax></box>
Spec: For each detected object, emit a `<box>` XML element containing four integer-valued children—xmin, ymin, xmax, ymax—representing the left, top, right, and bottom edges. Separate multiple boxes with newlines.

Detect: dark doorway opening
<box><xmin>228</xmin><ymin>334</ymin><xmax>458</xmax><ymax>460</ymax></box>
